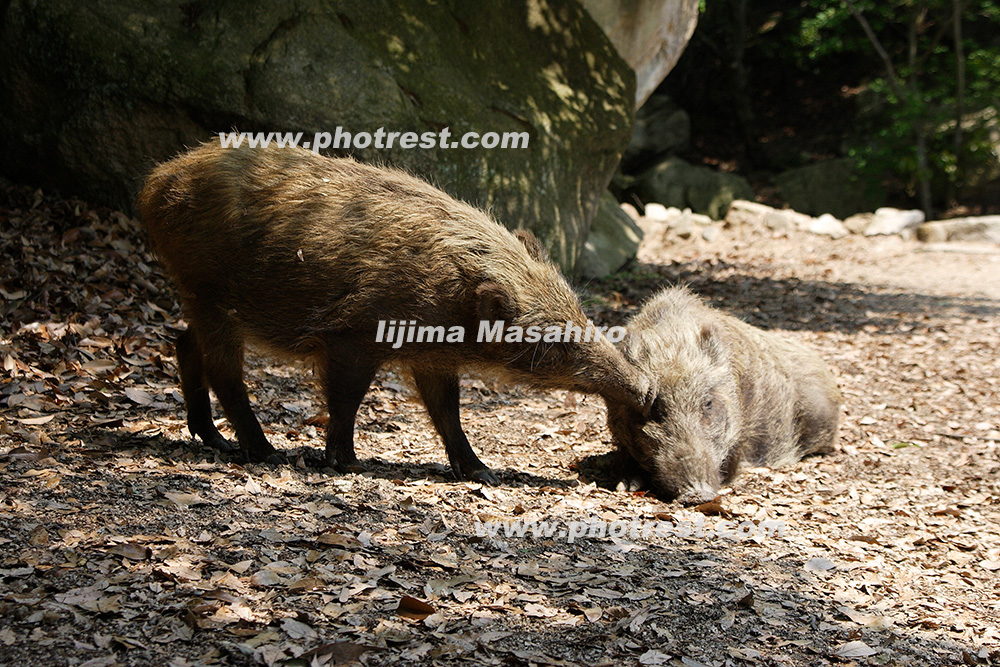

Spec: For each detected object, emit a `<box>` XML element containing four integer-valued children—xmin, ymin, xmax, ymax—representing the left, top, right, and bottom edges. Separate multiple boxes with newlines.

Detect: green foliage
<box><xmin>795</xmin><ymin>0</ymin><xmax>1000</xmax><ymax>208</ymax></box>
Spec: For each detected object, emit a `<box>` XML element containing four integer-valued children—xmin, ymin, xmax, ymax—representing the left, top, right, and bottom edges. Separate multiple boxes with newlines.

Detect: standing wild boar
<box><xmin>138</xmin><ymin>142</ymin><xmax>652</xmax><ymax>484</ymax></box>
<box><xmin>605</xmin><ymin>287</ymin><xmax>839</xmax><ymax>504</ymax></box>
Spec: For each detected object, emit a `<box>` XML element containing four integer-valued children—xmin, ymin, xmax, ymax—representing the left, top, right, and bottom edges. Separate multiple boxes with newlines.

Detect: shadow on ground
<box><xmin>586</xmin><ymin>258</ymin><xmax>1000</xmax><ymax>334</ymax></box>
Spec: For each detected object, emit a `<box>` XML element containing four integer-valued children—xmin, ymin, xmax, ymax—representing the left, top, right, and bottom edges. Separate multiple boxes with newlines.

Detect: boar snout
<box><xmin>675</xmin><ymin>481</ymin><xmax>720</xmax><ymax>506</ymax></box>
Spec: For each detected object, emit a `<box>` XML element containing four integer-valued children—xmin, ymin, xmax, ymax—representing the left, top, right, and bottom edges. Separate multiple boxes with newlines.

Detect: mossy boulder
<box><xmin>0</xmin><ymin>0</ymin><xmax>635</xmax><ymax>272</ymax></box>
<box><xmin>577</xmin><ymin>192</ymin><xmax>643</xmax><ymax>279</ymax></box>
<box><xmin>774</xmin><ymin>158</ymin><xmax>885</xmax><ymax>219</ymax></box>
<box><xmin>633</xmin><ymin>157</ymin><xmax>753</xmax><ymax>220</ymax></box>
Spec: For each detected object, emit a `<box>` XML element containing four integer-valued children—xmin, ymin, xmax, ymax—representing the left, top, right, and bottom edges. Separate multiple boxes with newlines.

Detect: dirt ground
<box><xmin>2</xmin><ymin>182</ymin><xmax>999</xmax><ymax>667</ymax></box>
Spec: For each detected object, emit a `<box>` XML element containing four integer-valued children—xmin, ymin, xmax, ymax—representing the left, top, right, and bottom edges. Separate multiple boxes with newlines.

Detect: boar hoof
<box><xmin>203</xmin><ymin>434</ymin><xmax>238</xmax><ymax>454</ymax></box>
<box><xmin>328</xmin><ymin>459</ymin><xmax>366</xmax><ymax>475</ymax></box>
<box><xmin>245</xmin><ymin>447</ymin><xmax>284</xmax><ymax>465</ymax></box>
<box><xmin>615</xmin><ymin>475</ymin><xmax>646</xmax><ymax>493</ymax></box>
<box><xmin>468</xmin><ymin>468</ymin><xmax>501</xmax><ymax>486</ymax></box>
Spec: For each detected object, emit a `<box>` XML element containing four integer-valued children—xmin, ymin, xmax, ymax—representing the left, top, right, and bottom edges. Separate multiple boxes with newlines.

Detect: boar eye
<box><xmin>703</xmin><ymin>397</ymin><xmax>714</xmax><ymax>413</ymax></box>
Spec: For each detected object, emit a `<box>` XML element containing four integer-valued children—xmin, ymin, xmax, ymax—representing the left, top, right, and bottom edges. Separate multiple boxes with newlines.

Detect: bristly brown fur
<box><xmin>606</xmin><ymin>286</ymin><xmax>840</xmax><ymax>504</ymax></box>
<box><xmin>138</xmin><ymin>141</ymin><xmax>652</xmax><ymax>482</ymax></box>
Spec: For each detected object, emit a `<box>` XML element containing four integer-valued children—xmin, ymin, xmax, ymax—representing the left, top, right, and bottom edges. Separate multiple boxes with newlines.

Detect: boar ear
<box><xmin>514</xmin><ymin>230</ymin><xmax>549</xmax><ymax>262</ymax></box>
<box><xmin>698</xmin><ymin>323</ymin><xmax>726</xmax><ymax>362</ymax></box>
<box><xmin>476</xmin><ymin>281</ymin><xmax>516</xmax><ymax>322</ymax></box>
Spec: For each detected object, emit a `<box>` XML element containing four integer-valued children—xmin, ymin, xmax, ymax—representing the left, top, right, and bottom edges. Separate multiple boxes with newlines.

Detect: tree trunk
<box><xmin>909</xmin><ymin>7</ymin><xmax>934</xmax><ymax>219</ymax></box>
<box><xmin>951</xmin><ymin>0</ymin><xmax>966</xmax><ymax>207</ymax></box>
<box><xmin>727</xmin><ymin>0</ymin><xmax>759</xmax><ymax>165</ymax></box>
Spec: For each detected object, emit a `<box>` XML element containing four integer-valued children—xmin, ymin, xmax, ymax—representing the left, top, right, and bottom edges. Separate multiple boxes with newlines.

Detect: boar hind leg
<box><xmin>176</xmin><ymin>328</ymin><xmax>236</xmax><ymax>454</ymax></box>
<box><xmin>412</xmin><ymin>369</ymin><xmax>500</xmax><ymax>485</ymax></box>
<box><xmin>194</xmin><ymin>320</ymin><xmax>280</xmax><ymax>464</ymax></box>
<box><xmin>322</xmin><ymin>360</ymin><xmax>377</xmax><ymax>473</ymax></box>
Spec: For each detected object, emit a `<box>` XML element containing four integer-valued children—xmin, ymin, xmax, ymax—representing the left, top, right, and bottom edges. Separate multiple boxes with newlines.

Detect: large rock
<box><xmin>620</xmin><ymin>93</ymin><xmax>690</xmax><ymax>173</ymax></box>
<box><xmin>0</xmin><ymin>0</ymin><xmax>635</xmax><ymax>273</ymax></box>
<box><xmin>775</xmin><ymin>158</ymin><xmax>885</xmax><ymax>219</ymax></box>
<box><xmin>634</xmin><ymin>157</ymin><xmax>754</xmax><ymax>220</ymax></box>
<box><xmin>577</xmin><ymin>192</ymin><xmax>644</xmax><ymax>279</ymax></box>
<box><xmin>917</xmin><ymin>216</ymin><xmax>1000</xmax><ymax>243</ymax></box>
<box><xmin>581</xmin><ymin>0</ymin><xmax>700</xmax><ymax>106</ymax></box>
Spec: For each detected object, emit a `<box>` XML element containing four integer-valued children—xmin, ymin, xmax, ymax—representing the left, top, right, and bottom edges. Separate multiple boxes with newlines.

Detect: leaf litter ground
<box><xmin>1</xmin><ymin>180</ymin><xmax>999</xmax><ymax>666</ymax></box>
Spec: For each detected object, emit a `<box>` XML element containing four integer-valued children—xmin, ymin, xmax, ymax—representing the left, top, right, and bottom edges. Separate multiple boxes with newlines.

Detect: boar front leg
<box><xmin>322</xmin><ymin>358</ymin><xmax>377</xmax><ymax>473</ymax></box>
<box><xmin>187</xmin><ymin>317</ymin><xmax>281</xmax><ymax>464</ymax></box>
<box><xmin>176</xmin><ymin>327</ymin><xmax>236</xmax><ymax>454</ymax></box>
<box><xmin>412</xmin><ymin>369</ymin><xmax>500</xmax><ymax>485</ymax></box>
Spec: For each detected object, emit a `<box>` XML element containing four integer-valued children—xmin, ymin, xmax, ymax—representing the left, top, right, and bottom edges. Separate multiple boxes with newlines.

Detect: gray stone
<box><xmin>917</xmin><ymin>216</ymin><xmax>1000</xmax><ymax>243</ymax></box>
<box><xmin>581</xmin><ymin>0</ymin><xmax>700</xmax><ymax>106</ymax></box>
<box><xmin>634</xmin><ymin>157</ymin><xmax>754</xmax><ymax>220</ymax></box>
<box><xmin>636</xmin><ymin>216</ymin><xmax>672</xmax><ymax>250</ymax></box>
<box><xmin>0</xmin><ymin>0</ymin><xmax>635</xmax><ymax>274</ymax></box>
<box><xmin>690</xmin><ymin>211</ymin><xmax>714</xmax><ymax>228</ymax></box>
<box><xmin>765</xmin><ymin>209</ymin><xmax>813</xmax><ymax>234</ymax></box>
<box><xmin>673</xmin><ymin>210</ymin><xmax>697</xmax><ymax>239</ymax></box>
<box><xmin>775</xmin><ymin>158</ymin><xmax>885</xmax><ymax>219</ymax></box>
<box><xmin>725</xmin><ymin>200</ymin><xmax>774</xmax><ymax>228</ymax></box>
<box><xmin>577</xmin><ymin>192</ymin><xmax>645</xmax><ymax>279</ymax></box>
<box><xmin>844</xmin><ymin>212</ymin><xmax>874</xmax><ymax>234</ymax></box>
<box><xmin>621</xmin><ymin>93</ymin><xmax>690</xmax><ymax>172</ymax></box>
<box><xmin>864</xmin><ymin>208</ymin><xmax>926</xmax><ymax>237</ymax></box>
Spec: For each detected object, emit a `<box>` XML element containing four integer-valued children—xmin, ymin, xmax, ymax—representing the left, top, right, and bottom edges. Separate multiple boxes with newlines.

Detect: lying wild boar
<box><xmin>605</xmin><ymin>286</ymin><xmax>839</xmax><ymax>504</ymax></box>
<box><xmin>138</xmin><ymin>142</ymin><xmax>651</xmax><ymax>484</ymax></box>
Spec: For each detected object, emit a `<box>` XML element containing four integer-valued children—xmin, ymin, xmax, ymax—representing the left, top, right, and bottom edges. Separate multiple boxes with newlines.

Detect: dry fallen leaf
<box><xmin>316</xmin><ymin>531</ymin><xmax>360</xmax><ymax>549</ymax></box>
<box><xmin>639</xmin><ymin>649</ymin><xmax>672</xmax><ymax>665</ymax></box>
<box><xmin>396</xmin><ymin>595</ymin><xmax>436</xmax><ymax>620</ymax></box>
<box><xmin>163</xmin><ymin>491</ymin><xmax>210</xmax><ymax>507</ymax></box>
<box><xmin>835</xmin><ymin>641</ymin><xmax>879</xmax><ymax>658</ymax></box>
<box><xmin>804</xmin><ymin>557</ymin><xmax>835</xmax><ymax>572</ymax></box>
<box><xmin>105</xmin><ymin>542</ymin><xmax>152</xmax><ymax>561</ymax></box>
<box><xmin>286</xmin><ymin>641</ymin><xmax>374</xmax><ymax>666</ymax></box>
<box><xmin>124</xmin><ymin>387</ymin><xmax>154</xmax><ymax>405</ymax></box>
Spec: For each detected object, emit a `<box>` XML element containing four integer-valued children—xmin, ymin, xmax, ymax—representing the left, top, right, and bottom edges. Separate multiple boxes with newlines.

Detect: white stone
<box><xmin>864</xmin><ymin>207</ymin><xmax>925</xmax><ymax>236</ymax></box>
<box><xmin>725</xmin><ymin>199</ymin><xmax>774</xmax><ymax>227</ymax></box>
<box><xmin>643</xmin><ymin>202</ymin><xmax>671</xmax><ymax>222</ymax></box>
<box><xmin>917</xmin><ymin>216</ymin><xmax>1000</xmax><ymax>243</ymax></box>
<box><xmin>691</xmin><ymin>212</ymin><xmax>714</xmax><ymax>227</ymax></box>
<box><xmin>701</xmin><ymin>225</ymin><xmax>721</xmax><ymax>242</ymax></box>
<box><xmin>673</xmin><ymin>209</ymin><xmax>696</xmax><ymax>239</ymax></box>
<box><xmin>620</xmin><ymin>202</ymin><xmax>640</xmax><ymax>221</ymax></box>
<box><xmin>843</xmin><ymin>212</ymin><xmax>873</xmax><ymax>234</ymax></box>
<box><xmin>808</xmin><ymin>213</ymin><xmax>849</xmax><ymax>239</ymax></box>
<box><xmin>765</xmin><ymin>209</ymin><xmax>813</xmax><ymax>233</ymax></box>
